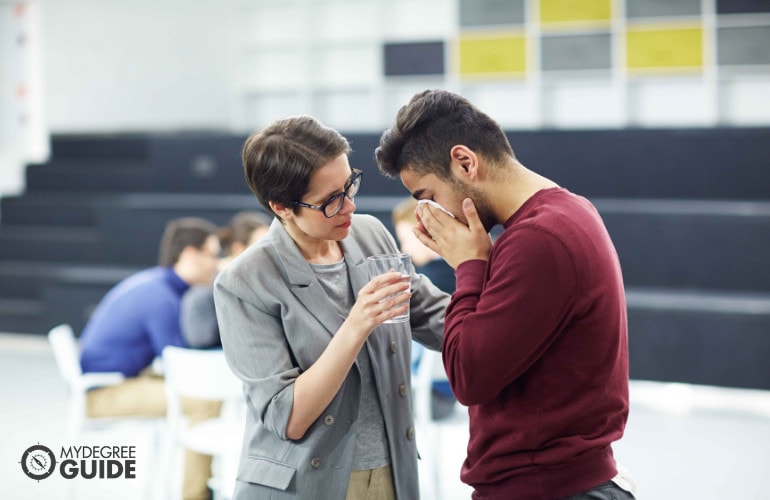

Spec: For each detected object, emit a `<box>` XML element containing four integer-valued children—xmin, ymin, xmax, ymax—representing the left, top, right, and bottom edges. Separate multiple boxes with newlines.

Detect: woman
<box><xmin>214</xmin><ymin>116</ymin><xmax>449</xmax><ymax>499</ymax></box>
<box><xmin>218</xmin><ymin>211</ymin><xmax>272</xmax><ymax>268</ymax></box>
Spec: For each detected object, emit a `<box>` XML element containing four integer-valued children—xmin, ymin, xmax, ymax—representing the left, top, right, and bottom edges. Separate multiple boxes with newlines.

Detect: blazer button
<box><xmin>399</xmin><ymin>384</ymin><xmax>407</xmax><ymax>397</ymax></box>
<box><xmin>324</xmin><ymin>415</ymin><xmax>335</xmax><ymax>425</ymax></box>
<box><xmin>310</xmin><ymin>457</ymin><xmax>321</xmax><ymax>468</ymax></box>
<box><xmin>406</xmin><ymin>427</ymin><xmax>415</xmax><ymax>440</ymax></box>
<box><xmin>390</xmin><ymin>341</ymin><xmax>398</xmax><ymax>353</ymax></box>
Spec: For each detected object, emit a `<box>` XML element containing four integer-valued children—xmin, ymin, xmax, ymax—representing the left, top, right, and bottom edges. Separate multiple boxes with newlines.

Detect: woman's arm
<box><xmin>286</xmin><ymin>271</ymin><xmax>411</xmax><ymax>439</ymax></box>
<box><xmin>215</xmin><ymin>267</ymin><xmax>412</xmax><ymax>441</ymax></box>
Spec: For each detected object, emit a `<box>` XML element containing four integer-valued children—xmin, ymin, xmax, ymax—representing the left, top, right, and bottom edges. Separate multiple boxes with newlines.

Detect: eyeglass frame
<box><xmin>292</xmin><ymin>169</ymin><xmax>363</xmax><ymax>218</ymax></box>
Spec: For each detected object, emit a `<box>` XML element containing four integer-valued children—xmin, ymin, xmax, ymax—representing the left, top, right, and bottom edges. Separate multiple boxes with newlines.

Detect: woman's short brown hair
<box><xmin>242</xmin><ymin>116</ymin><xmax>351</xmax><ymax>220</ymax></box>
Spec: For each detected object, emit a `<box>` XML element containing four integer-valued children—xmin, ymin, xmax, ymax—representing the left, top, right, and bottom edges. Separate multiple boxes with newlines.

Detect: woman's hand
<box><xmin>346</xmin><ymin>271</ymin><xmax>411</xmax><ymax>337</ymax></box>
<box><xmin>288</xmin><ymin>271</ymin><xmax>411</xmax><ymax>440</ymax></box>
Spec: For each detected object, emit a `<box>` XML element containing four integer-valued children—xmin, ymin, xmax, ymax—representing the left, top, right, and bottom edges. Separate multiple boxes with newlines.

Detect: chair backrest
<box><xmin>162</xmin><ymin>346</ymin><xmax>244</xmax><ymax>404</ymax></box>
<box><xmin>162</xmin><ymin>345</ymin><xmax>245</xmax><ymax>441</ymax></box>
<box><xmin>48</xmin><ymin>324</ymin><xmax>82</xmax><ymax>389</ymax></box>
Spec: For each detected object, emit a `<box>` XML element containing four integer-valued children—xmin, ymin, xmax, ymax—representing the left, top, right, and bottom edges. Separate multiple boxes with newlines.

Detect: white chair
<box><xmin>47</xmin><ymin>323</ymin><xmax>164</xmax><ymax>498</ymax></box>
<box><xmin>48</xmin><ymin>324</ymin><xmax>162</xmax><ymax>437</ymax></box>
<box><xmin>162</xmin><ymin>345</ymin><xmax>246</xmax><ymax>500</ymax></box>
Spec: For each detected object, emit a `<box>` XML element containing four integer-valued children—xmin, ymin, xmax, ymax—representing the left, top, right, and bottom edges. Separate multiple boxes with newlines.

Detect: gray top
<box><xmin>180</xmin><ymin>285</ymin><xmax>221</xmax><ymax>348</ymax></box>
<box><xmin>309</xmin><ymin>259</ymin><xmax>390</xmax><ymax>470</ymax></box>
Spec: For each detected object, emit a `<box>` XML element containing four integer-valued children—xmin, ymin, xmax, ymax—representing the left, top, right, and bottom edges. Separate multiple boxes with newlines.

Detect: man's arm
<box><xmin>441</xmin><ymin>227</ymin><xmax>578</xmax><ymax>406</ymax></box>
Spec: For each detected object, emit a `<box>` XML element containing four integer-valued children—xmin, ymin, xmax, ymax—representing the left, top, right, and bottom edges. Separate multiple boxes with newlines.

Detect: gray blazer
<box><xmin>214</xmin><ymin>214</ymin><xmax>450</xmax><ymax>499</ymax></box>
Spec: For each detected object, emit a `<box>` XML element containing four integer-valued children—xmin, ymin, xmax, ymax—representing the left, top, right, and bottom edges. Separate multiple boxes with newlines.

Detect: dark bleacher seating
<box><xmin>1</xmin><ymin>128</ymin><xmax>769</xmax><ymax>390</ymax></box>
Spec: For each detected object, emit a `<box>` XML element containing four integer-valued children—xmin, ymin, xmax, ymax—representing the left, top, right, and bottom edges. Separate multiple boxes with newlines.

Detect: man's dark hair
<box><xmin>376</xmin><ymin>89</ymin><xmax>514</xmax><ymax>179</ymax></box>
<box><xmin>241</xmin><ymin>116</ymin><xmax>351</xmax><ymax>219</ymax></box>
<box><xmin>158</xmin><ymin>217</ymin><xmax>218</xmax><ymax>267</ymax></box>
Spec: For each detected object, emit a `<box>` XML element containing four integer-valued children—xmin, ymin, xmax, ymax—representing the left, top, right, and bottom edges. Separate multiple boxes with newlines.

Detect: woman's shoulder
<box><xmin>349</xmin><ymin>214</ymin><xmax>399</xmax><ymax>254</ymax></box>
<box><xmin>218</xmin><ymin>238</ymin><xmax>276</xmax><ymax>283</ymax></box>
<box><xmin>351</xmin><ymin>213</ymin><xmax>388</xmax><ymax>235</ymax></box>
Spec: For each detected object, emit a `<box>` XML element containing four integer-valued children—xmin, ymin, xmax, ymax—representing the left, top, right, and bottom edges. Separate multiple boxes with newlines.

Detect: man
<box><xmin>376</xmin><ymin>90</ymin><xmax>633</xmax><ymax>499</ymax></box>
<box><xmin>79</xmin><ymin>216</ymin><xmax>221</xmax><ymax>500</ymax></box>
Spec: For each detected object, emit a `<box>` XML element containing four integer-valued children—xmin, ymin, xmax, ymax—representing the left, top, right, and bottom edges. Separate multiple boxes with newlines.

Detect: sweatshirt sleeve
<box><xmin>442</xmin><ymin>226</ymin><xmax>578</xmax><ymax>406</ymax></box>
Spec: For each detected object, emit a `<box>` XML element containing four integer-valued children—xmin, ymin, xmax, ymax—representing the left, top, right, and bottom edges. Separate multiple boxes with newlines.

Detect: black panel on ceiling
<box><xmin>717</xmin><ymin>0</ymin><xmax>770</xmax><ymax>14</ymax></box>
<box><xmin>384</xmin><ymin>41</ymin><xmax>445</xmax><ymax>76</ymax></box>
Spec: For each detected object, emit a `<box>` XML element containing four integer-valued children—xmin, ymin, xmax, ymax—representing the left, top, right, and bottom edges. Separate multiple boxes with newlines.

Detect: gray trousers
<box><xmin>559</xmin><ymin>480</ymin><xmax>636</xmax><ymax>500</ymax></box>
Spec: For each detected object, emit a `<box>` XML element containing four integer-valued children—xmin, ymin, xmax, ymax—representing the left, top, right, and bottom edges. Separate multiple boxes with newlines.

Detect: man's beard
<box><xmin>451</xmin><ymin>180</ymin><xmax>497</xmax><ymax>233</ymax></box>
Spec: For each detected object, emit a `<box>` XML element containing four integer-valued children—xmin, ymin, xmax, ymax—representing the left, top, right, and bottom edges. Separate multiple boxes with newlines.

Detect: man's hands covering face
<box><xmin>414</xmin><ymin>198</ymin><xmax>492</xmax><ymax>269</ymax></box>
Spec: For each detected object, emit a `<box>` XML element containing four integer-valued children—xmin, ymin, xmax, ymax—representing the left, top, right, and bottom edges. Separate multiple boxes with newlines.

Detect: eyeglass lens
<box><xmin>324</xmin><ymin>172</ymin><xmax>361</xmax><ymax>217</ymax></box>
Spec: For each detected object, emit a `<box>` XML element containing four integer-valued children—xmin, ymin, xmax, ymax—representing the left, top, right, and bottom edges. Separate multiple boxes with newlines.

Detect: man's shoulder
<box><xmin>109</xmin><ymin>267</ymin><xmax>179</xmax><ymax>303</ymax></box>
<box><xmin>119</xmin><ymin>266</ymin><xmax>167</xmax><ymax>287</ymax></box>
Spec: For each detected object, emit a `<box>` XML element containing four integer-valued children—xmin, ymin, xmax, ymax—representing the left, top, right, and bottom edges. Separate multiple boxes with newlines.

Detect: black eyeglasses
<box><xmin>293</xmin><ymin>169</ymin><xmax>363</xmax><ymax>218</ymax></box>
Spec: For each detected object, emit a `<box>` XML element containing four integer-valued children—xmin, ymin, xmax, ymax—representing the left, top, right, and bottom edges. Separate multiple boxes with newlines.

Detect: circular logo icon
<box><xmin>21</xmin><ymin>444</ymin><xmax>56</xmax><ymax>481</ymax></box>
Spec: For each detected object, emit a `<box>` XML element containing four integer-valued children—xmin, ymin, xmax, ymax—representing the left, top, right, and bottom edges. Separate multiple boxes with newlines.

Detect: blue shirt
<box><xmin>79</xmin><ymin>266</ymin><xmax>189</xmax><ymax>377</ymax></box>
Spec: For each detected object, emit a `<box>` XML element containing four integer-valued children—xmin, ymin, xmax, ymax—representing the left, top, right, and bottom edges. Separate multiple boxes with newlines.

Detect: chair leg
<box><xmin>142</xmin><ymin>420</ymin><xmax>165</xmax><ymax>500</ymax></box>
<box><xmin>68</xmin><ymin>399</ymin><xmax>84</xmax><ymax>444</ymax></box>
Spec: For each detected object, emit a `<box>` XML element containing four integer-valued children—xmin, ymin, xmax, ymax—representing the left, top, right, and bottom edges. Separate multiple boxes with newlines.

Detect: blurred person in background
<box><xmin>376</xmin><ymin>89</ymin><xmax>633</xmax><ymax>500</ymax></box>
<box><xmin>214</xmin><ymin>115</ymin><xmax>449</xmax><ymax>499</ymax></box>
<box><xmin>391</xmin><ymin>196</ymin><xmax>457</xmax><ymax>420</ymax></box>
<box><xmin>79</xmin><ymin>216</ymin><xmax>222</xmax><ymax>500</ymax></box>
<box><xmin>181</xmin><ymin>211</ymin><xmax>272</xmax><ymax>349</ymax></box>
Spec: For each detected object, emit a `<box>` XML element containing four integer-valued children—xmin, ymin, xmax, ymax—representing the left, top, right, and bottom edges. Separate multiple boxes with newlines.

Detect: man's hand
<box><xmin>414</xmin><ymin>198</ymin><xmax>492</xmax><ymax>269</ymax></box>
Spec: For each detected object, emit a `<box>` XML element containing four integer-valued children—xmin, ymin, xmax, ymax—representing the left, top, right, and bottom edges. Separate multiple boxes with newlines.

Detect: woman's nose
<box><xmin>341</xmin><ymin>194</ymin><xmax>356</xmax><ymax>214</ymax></box>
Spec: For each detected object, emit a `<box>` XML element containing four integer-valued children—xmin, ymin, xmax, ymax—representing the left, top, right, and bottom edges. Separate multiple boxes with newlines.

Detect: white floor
<box><xmin>3</xmin><ymin>332</ymin><xmax>770</xmax><ymax>500</ymax></box>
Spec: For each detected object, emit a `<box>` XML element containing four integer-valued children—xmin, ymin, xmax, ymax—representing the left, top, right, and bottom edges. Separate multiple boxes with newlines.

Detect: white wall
<box><xmin>0</xmin><ymin>1</ymin><xmax>47</xmax><ymax>195</ymax></box>
<box><xmin>40</xmin><ymin>0</ymin><xmax>232</xmax><ymax>133</ymax></box>
<box><xmin>34</xmin><ymin>0</ymin><xmax>770</xmax><ymax>135</ymax></box>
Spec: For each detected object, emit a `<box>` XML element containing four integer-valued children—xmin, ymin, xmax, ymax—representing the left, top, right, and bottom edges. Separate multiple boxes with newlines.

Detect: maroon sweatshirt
<box><xmin>443</xmin><ymin>188</ymin><xmax>629</xmax><ymax>499</ymax></box>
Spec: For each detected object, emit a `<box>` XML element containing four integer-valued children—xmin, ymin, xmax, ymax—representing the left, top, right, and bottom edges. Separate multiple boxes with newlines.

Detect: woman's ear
<box><xmin>269</xmin><ymin>200</ymin><xmax>293</xmax><ymax>220</ymax></box>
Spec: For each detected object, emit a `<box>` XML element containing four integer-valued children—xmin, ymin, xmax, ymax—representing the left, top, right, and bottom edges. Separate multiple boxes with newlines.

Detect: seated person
<box><xmin>392</xmin><ymin>197</ymin><xmax>457</xmax><ymax>420</ymax></box>
<box><xmin>180</xmin><ymin>211</ymin><xmax>271</xmax><ymax>349</ymax></box>
<box><xmin>79</xmin><ymin>216</ymin><xmax>221</xmax><ymax>500</ymax></box>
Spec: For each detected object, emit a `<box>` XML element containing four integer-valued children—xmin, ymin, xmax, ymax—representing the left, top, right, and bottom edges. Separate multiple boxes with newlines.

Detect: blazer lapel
<box><xmin>341</xmin><ymin>235</ymin><xmax>370</xmax><ymax>298</ymax></box>
<box><xmin>268</xmin><ymin>220</ymin><xmax>349</xmax><ymax>338</ymax></box>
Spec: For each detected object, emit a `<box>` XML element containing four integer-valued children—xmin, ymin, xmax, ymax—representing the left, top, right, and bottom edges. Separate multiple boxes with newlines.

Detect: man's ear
<box><xmin>176</xmin><ymin>244</ymin><xmax>197</xmax><ymax>265</ymax></box>
<box><xmin>450</xmin><ymin>145</ymin><xmax>479</xmax><ymax>181</ymax></box>
<box><xmin>269</xmin><ymin>200</ymin><xmax>293</xmax><ymax>219</ymax></box>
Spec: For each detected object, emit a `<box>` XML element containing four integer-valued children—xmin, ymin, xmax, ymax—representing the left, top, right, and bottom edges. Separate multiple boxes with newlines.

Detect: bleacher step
<box><xmin>0</xmin><ymin>226</ymin><xmax>102</xmax><ymax>263</ymax></box>
<box><xmin>626</xmin><ymin>287</ymin><xmax>770</xmax><ymax>390</ymax></box>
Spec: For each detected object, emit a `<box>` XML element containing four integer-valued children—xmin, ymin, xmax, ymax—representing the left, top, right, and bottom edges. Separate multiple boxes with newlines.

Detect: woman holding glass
<box><xmin>214</xmin><ymin>116</ymin><xmax>449</xmax><ymax>499</ymax></box>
